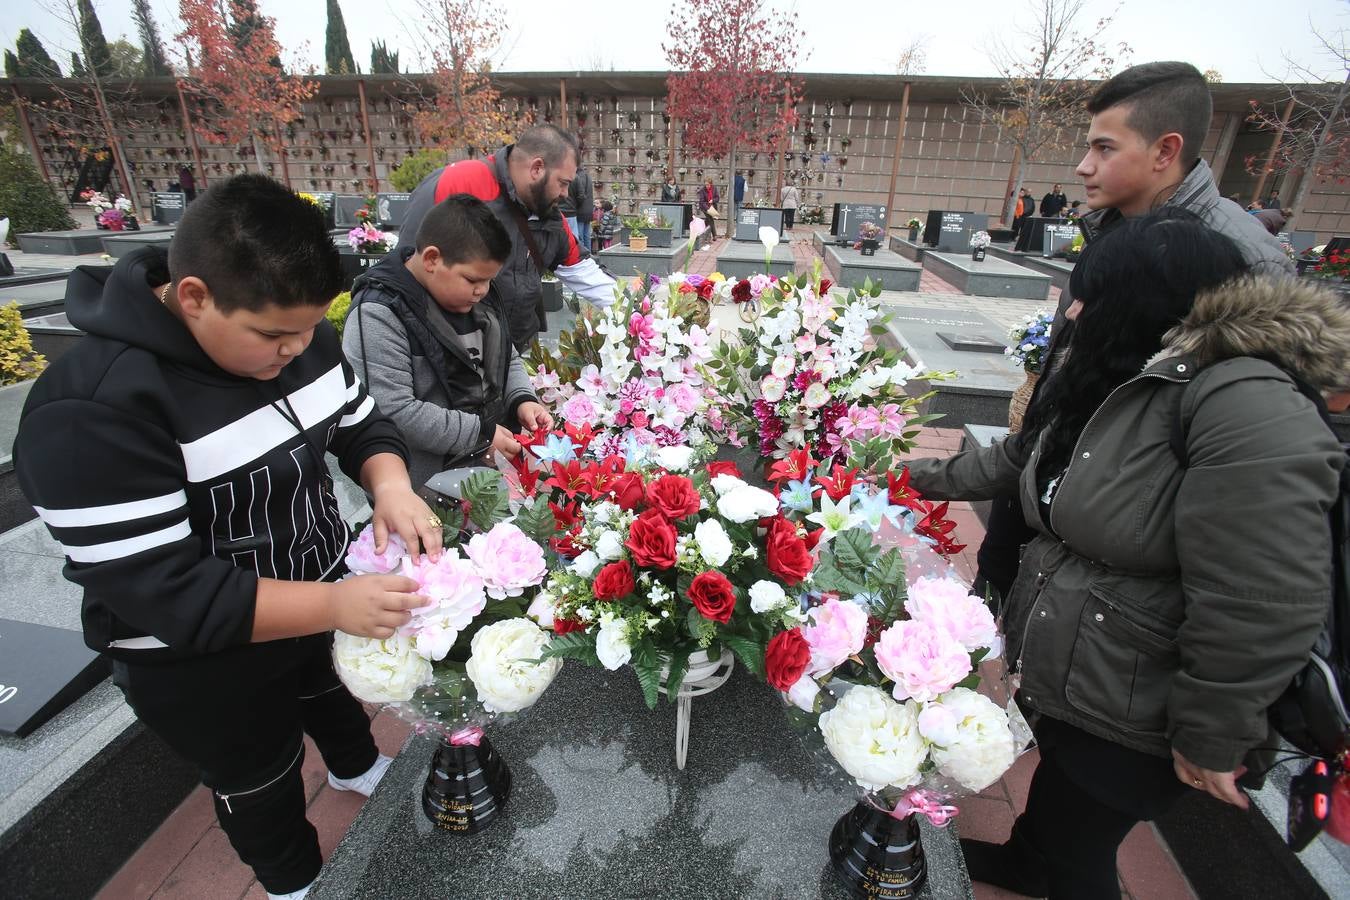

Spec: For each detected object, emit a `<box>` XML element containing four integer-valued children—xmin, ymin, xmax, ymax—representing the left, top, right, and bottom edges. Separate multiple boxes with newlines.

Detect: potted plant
<box><xmin>906</xmin><ymin>217</ymin><xmax>922</xmax><ymax>242</ymax></box>
<box><xmin>1061</xmin><ymin>232</ymin><xmax>1085</xmax><ymax>262</ymax></box>
<box><xmin>970</xmin><ymin>230</ymin><xmax>992</xmax><ymax>262</ymax></box>
<box><xmin>644</xmin><ymin>214</ymin><xmax>674</xmax><ymax>248</ymax></box>
<box><xmin>624</xmin><ymin>216</ymin><xmax>648</xmax><ymax>251</ymax></box>
<box><xmin>857</xmin><ymin>221</ymin><xmax>883</xmax><ymax>256</ymax></box>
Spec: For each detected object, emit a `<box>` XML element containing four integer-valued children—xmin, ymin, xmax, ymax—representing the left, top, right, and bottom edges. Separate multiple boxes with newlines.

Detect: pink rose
<box><xmin>397</xmin><ymin>551</ymin><xmax>487</xmax><ymax>660</ymax></box>
<box><xmin>802</xmin><ymin>597</ymin><xmax>869</xmax><ymax>675</ymax></box>
<box><xmin>560</xmin><ymin>393</ymin><xmax>598</xmax><ymax>425</ymax></box>
<box><xmin>874</xmin><ymin>619</ymin><xmax>972</xmax><ymax>703</ymax></box>
<box><xmin>345</xmin><ymin>524</ymin><xmax>408</xmax><ymax>574</ymax></box>
<box><xmin>464</xmin><ymin>522</ymin><xmax>548</xmax><ymax>599</ymax></box>
<box><xmin>906</xmin><ymin>576</ymin><xmax>997</xmax><ymax>652</ymax></box>
<box><xmin>667</xmin><ymin>383</ymin><xmax>700</xmax><ymax>416</ymax></box>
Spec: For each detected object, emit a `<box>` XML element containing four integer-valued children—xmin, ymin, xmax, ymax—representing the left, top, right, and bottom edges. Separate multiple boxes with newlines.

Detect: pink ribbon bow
<box><xmin>876</xmin><ymin>790</ymin><xmax>960</xmax><ymax>828</ymax></box>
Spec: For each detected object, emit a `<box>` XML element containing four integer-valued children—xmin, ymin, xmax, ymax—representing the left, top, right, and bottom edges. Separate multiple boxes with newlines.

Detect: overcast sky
<box><xmin>4</xmin><ymin>0</ymin><xmax>1346</xmax><ymax>83</ymax></box>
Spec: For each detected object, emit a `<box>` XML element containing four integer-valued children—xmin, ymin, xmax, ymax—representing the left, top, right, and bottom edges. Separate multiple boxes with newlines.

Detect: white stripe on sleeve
<box><xmin>62</xmin><ymin>519</ymin><xmax>193</xmax><ymax>563</ymax></box>
<box><xmin>35</xmin><ymin>490</ymin><xmax>187</xmax><ymax>528</ymax></box>
<box><xmin>337</xmin><ymin>395</ymin><xmax>375</xmax><ymax>429</ymax></box>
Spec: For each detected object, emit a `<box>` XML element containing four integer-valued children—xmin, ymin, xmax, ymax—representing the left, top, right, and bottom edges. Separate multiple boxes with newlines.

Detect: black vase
<box><xmin>860</xmin><ymin>238</ymin><xmax>879</xmax><ymax>256</ymax></box>
<box><xmin>972</xmin><ymin>246</ymin><xmax>987</xmax><ymax>262</ymax></box>
<box><xmin>421</xmin><ymin>733</ymin><xmax>512</xmax><ymax>834</ymax></box>
<box><xmin>828</xmin><ymin>798</ymin><xmax>927</xmax><ymax>899</ymax></box>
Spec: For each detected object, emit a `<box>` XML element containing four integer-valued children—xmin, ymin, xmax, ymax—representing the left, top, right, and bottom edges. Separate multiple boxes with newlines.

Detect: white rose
<box><xmin>927</xmin><ymin>688</ymin><xmax>1018</xmax><ymax>792</ymax></box>
<box><xmin>771</xmin><ymin>355</ymin><xmax>795</xmax><ymax>379</ymax></box>
<box><xmin>570</xmin><ymin>550</ymin><xmax>601</xmax><ymax>577</ymax></box>
<box><xmin>654</xmin><ymin>445</ymin><xmax>696</xmax><ymax>471</ymax></box>
<box><xmin>594</xmin><ymin>530</ymin><xmax>625</xmax><ymax>562</ymax></box>
<box><xmin>526</xmin><ymin>591</ymin><xmax>556</xmax><ymax>629</ymax></box>
<box><xmin>786</xmin><ymin>674</ymin><xmax>820</xmax><ymax>712</ymax></box>
<box><xmin>819</xmin><ymin>685</ymin><xmax>927</xmax><ymax>791</ymax></box>
<box><xmin>694</xmin><ymin>519</ymin><xmax>734</xmax><ymax>567</ymax></box>
<box><xmin>595</xmin><ymin>613</ymin><xmax>633</xmax><ymax>671</ymax></box>
<box><xmin>465</xmin><ymin>618</ymin><xmax>562</xmax><ymax>713</ymax></box>
<box><xmin>748</xmin><ymin>579</ymin><xmax>789</xmax><ymax>613</ymax></box>
<box><xmin>717</xmin><ymin>484</ymin><xmax>780</xmax><ymax>523</ymax></box>
<box><xmin>710</xmin><ymin>473</ymin><xmax>748</xmax><ymax>496</ymax></box>
<box><xmin>332</xmin><ymin>632</ymin><xmax>432</xmax><ymax>703</ymax></box>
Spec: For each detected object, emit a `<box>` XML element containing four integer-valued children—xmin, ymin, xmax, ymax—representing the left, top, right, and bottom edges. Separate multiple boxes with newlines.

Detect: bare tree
<box><xmin>895</xmin><ymin>36</ymin><xmax>929</xmax><ymax>76</ymax></box>
<box><xmin>1246</xmin><ymin>23</ymin><xmax>1350</xmax><ymax>218</ymax></box>
<box><xmin>963</xmin><ymin>0</ymin><xmax>1127</xmax><ymax>223</ymax></box>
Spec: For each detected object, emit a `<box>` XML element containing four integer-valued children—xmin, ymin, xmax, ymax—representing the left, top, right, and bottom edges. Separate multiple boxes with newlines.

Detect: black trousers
<box><xmin>113</xmin><ymin>634</ymin><xmax>378</xmax><ymax>894</ymax></box>
<box><xmin>1008</xmin><ymin>717</ymin><xmax>1189</xmax><ymax>899</ymax></box>
<box><xmin>783</xmin><ymin>207</ymin><xmax>796</xmax><ymax>230</ymax></box>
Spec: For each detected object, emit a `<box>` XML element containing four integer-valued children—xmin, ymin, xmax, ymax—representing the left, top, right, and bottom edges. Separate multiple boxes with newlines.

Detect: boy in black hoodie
<box><xmin>15</xmin><ymin>175</ymin><xmax>442</xmax><ymax>900</ymax></box>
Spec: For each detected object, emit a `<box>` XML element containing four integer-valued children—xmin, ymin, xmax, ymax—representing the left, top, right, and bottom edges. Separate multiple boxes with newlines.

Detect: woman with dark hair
<box><xmin>906</xmin><ymin>210</ymin><xmax>1350</xmax><ymax>899</ymax></box>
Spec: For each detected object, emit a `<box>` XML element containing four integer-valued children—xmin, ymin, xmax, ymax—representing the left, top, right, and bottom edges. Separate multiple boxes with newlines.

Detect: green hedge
<box><xmin>0</xmin><ymin>142</ymin><xmax>76</xmax><ymax>245</ymax></box>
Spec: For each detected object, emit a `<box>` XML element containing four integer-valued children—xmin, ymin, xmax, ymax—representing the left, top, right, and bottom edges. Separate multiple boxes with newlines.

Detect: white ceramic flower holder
<box><xmin>657</xmin><ymin>647</ymin><xmax>735</xmax><ymax>770</ymax></box>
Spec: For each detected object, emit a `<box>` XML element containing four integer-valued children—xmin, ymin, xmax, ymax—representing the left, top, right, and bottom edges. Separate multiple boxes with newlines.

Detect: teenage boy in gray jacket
<box><xmin>344</xmin><ymin>195</ymin><xmax>552</xmax><ymax>489</ymax></box>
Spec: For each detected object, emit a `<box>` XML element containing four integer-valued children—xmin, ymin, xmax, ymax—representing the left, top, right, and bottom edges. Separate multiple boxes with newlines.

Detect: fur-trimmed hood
<box><xmin>1158</xmin><ymin>276</ymin><xmax>1350</xmax><ymax>393</ymax></box>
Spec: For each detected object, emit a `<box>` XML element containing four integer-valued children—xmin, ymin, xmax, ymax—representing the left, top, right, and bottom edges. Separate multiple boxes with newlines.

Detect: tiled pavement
<box><xmin>21</xmin><ymin>228</ymin><xmax>1189</xmax><ymax>898</ymax></box>
<box><xmin>94</xmin><ymin>427</ymin><xmax>1197</xmax><ymax>900</ymax></box>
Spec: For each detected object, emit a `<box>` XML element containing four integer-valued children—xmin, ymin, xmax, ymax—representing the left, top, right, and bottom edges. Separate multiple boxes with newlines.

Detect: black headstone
<box><xmin>836</xmin><ymin>203</ymin><xmax>888</xmax><ymax>243</ymax></box>
<box><xmin>376</xmin><ymin>192</ymin><xmax>412</xmax><ymax>229</ymax></box>
<box><xmin>1275</xmin><ymin>230</ymin><xmax>1318</xmax><ymax>255</ymax></box>
<box><xmin>1042</xmin><ymin>222</ymin><xmax>1080</xmax><ymax>257</ymax></box>
<box><xmin>733</xmin><ymin>206</ymin><xmax>786</xmax><ymax>241</ymax></box>
<box><xmin>1324</xmin><ymin>236</ymin><xmax>1350</xmax><ymax>257</ymax></box>
<box><xmin>830</xmin><ymin>203</ymin><xmax>843</xmax><ymax>236</ymax></box>
<box><xmin>309</xmin><ymin>191</ymin><xmax>337</xmax><ymax>229</ymax></box>
<box><xmin>1015</xmin><ymin>216</ymin><xmax>1065</xmax><ymax>253</ymax></box>
<box><xmin>149</xmin><ymin>192</ymin><xmax>186</xmax><ymax>225</ymax></box>
<box><xmin>333</xmin><ymin>194</ymin><xmax>368</xmax><ymax>228</ymax></box>
<box><xmin>925</xmin><ymin>211</ymin><xmax>990</xmax><ymax>252</ymax></box>
<box><xmin>0</xmin><ymin>619</ymin><xmax>109</xmax><ymax>737</ymax></box>
<box><xmin>652</xmin><ymin>202</ymin><xmax>690</xmax><ymax>238</ymax></box>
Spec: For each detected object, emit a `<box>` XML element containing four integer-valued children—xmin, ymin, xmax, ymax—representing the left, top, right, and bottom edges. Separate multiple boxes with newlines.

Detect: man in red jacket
<box><xmin>395</xmin><ymin>125</ymin><xmax>615</xmax><ymax>350</ymax></box>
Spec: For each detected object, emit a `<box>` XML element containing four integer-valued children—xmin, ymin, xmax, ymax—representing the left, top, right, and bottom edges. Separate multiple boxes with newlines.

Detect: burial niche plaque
<box><xmin>149</xmin><ymin>192</ymin><xmax>186</xmax><ymax>225</ymax></box>
<box><xmin>734</xmin><ymin>206</ymin><xmax>786</xmax><ymax>241</ymax></box>
<box><xmin>376</xmin><ymin>193</ymin><xmax>412</xmax><ymax>229</ymax></box>
<box><xmin>0</xmin><ymin>619</ymin><xmax>108</xmax><ymax>737</ymax></box>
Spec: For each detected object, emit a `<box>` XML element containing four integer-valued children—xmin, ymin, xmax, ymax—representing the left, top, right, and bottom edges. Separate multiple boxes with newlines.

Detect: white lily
<box><xmin>805</xmin><ymin>493</ymin><xmax>863</xmax><ymax>541</ymax></box>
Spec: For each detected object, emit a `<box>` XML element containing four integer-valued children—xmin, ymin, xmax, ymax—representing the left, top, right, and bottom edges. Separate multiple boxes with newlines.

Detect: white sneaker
<box><xmin>327</xmin><ymin>753</ymin><xmax>392</xmax><ymax>797</ymax></box>
<box><xmin>266</xmin><ymin>883</ymin><xmax>312</xmax><ymax>900</ymax></box>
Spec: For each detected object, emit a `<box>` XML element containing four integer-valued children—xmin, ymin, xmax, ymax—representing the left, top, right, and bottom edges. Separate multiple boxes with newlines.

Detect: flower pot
<box><xmin>656</xmin><ymin>647</ymin><xmax>735</xmax><ymax>770</ymax></box>
<box><xmin>829</xmin><ymin>795</ymin><xmax>927</xmax><ymax>900</ymax></box>
<box><xmin>628</xmin><ymin>235</ymin><xmax>649</xmax><ymax>251</ymax></box>
<box><xmin>860</xmin><ymin>238</ymin><xmax>879</xmax><ymax>256</ymax></box>
<box><xmin>422</xmin><ymin>731</ymin><xmax>512</xmax><ymax>834</ymax></box>
<box><xmin>907</xmin><ymin>226</ymin><xmax>919</xmax><ymax>242</ymax></box>
<box><xmin>1008</xmin><ymin>369</ymin><xmax>1040</xmax><ymax>432</ymax></box>
<box><xmin>971</xmin><ymin>246</ymin><xmax>987</xmax><ymax>262</ymax></box>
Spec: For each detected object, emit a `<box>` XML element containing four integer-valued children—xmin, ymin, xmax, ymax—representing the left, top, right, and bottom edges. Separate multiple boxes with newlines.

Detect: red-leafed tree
<box><xmin>663</xmin><ymin>0</ymin><xmax>804</xmax><ymax>217</ymax></box>
<box><xmin>176</xmin><ymin>0</ymin><xmax>316</xmax><ymax>178</ymax></box>
<box><xmin>408</xmin><ymin>0</ymin><xmax>509</xmax><ymax>156</ymax></box>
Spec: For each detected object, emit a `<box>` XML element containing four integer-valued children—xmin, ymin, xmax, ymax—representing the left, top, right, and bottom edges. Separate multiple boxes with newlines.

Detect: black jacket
<box><xmin>15</xmin><ymin>247</ymin><xmax>407</xmax><ymax>662</ymax></box>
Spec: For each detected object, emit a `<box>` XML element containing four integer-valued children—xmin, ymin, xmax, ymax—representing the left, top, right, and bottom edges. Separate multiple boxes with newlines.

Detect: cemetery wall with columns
<box><xmin>5</xmin><ymin>71</ymin><xmax>1342</xmax><ymax>241</ymax></box>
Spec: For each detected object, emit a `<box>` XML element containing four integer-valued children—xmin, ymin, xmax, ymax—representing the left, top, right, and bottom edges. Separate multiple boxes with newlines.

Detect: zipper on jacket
<box><xmin>215</xmin><ymin>741</ymin><xmax>303</xmax><ymax>813</ymax></box>
<box><xmin>1014</xmin><ymin>568</ymin><xmax>1050</xmax><ymax>676</ymax></box>
<box><xmin>1047</xmin><ymin>369</ymin><xmax>1189</xmax><ymax>539</ymax></box>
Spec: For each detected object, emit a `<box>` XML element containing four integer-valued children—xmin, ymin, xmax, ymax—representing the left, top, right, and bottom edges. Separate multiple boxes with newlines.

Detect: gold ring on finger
<box><xmin>428</xmin><ymin>515</ymin><xmax>442</xmax><ymax>528</ymax></box>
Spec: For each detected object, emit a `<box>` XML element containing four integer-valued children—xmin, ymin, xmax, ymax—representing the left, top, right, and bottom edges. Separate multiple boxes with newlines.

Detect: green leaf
<box><xmin>874</xmin><ymin>547</ymin><xmax>907</xmax><ymax>590</ymax></box>
<box><xmin>541</xmin><ymin>631</ymin><xmax>600</xmax><ymax>667</ymax></box>
<box><xmin>955</xmin><ymin>672</ymin><xmax>982</xmax><ymax>691</ymax></box>
<box><xmin>833</xmin><ymin>526</ymin><xmax>880</xmax><ymax>572</ymax></box>
<box><xmin>513</xmin><ymin>495</ymin><xmax>557</xmax><ymax>543</ymax></box>
<box><xmin>723</xmin><ymin>633</ymin><xmax>765</xmax><ymax>678</ymax></box>
<box><xmin>631</xmin><ymin>640</ymin><xmax>663</xmax><ymax>709</ymax></box>
<box><xmin>461</xmin><ymin>469</ymin><xmax>510</xmax><ymax>531</ymax></box>
<box><xmin>665</xmin><ymin>649</ymin><xmax>690</xmax><ymax>698</ymax></box>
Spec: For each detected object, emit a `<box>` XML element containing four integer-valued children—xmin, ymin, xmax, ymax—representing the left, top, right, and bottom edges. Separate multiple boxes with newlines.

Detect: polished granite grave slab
<box><xmin>824</xmin><ymin>245</ymin><xmax>922</xmax><ymax>292</ymax></box>
<box><xmin>597</xmin><ymin>242</ymin><xmax>686</xmax><ymax>277</ymax></box>
<box><xmin>313</xmin><ymin>664</ymin><xmax>972</xmax><ymax>900</ymax></box>
<box><xmin>715</xmin><ymin>242</ymin><xmax>796</xmax><ymax>279</ymax></box>
<box><xmin>921</xmin><ymin>253</ymin><xmax>1050</xmax><ymax>301</ymax></box>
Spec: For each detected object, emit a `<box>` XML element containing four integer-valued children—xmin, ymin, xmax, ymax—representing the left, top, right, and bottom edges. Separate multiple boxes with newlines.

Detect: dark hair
<box><xmin>601</xmin><ymin>200</ymin><xmax>613</xmax><ymax>211</ymax></box>
<box><xmin>415</xmin><ymin>194</ymin><xmax>511</xmax><ymax>264</ymax></box>
<box><xmin>1086</xmin><ymin>62</ymin><xmax>1212</xmax><ymax>165</ymax></box>
<box><xmin>1021</xmin><ymin>210</ymin><xmax>1249</xmax><ymax>476</ymax></box>
<box><xmin>168</xmin><ymin>174</ymin><xmax>341</xmax><ymax>313</ymax></box>
<box><xmin>513</xmin><ymin>124</ymin><xmax>579</xmax><ymax>169</ymax></box>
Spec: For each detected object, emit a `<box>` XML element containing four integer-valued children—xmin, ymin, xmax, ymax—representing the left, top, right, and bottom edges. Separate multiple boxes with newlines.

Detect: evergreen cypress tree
<box><xmin>133</xmin><ymin>0</ymin><xmax>171</xmax><ymax>77</ymax></box>
<box><xmin>227</xmin><ymin>0</ymin><xmax>282</xmax><ymax>69</ymax></box>
<box><xmin>76</xmin><ymin>0</ymin><xmax>113</xmax><ymax>78</ymax></box>
<box><xmin>4</xmin><ymin>50</ymin><xmax>18</xmax><ymax>79</ymax></box>
<box><xmin>14</xmin><ymin>29</ymin><xmax>62</xmax><ymax>78</ymax></box>
<box><xmin>325</xmin><ymin>0</ymin><xmax>357</xmax><ymax>74</ymax></box>
<box><xmin>370</xmin><ymin>40</ymin><xmax>399</xmax><ymax>75</ymax></box>
<box><xmin>71</xmin><ymin>52</ymin><xmax>87</xmax><ymax>79</ymax></box>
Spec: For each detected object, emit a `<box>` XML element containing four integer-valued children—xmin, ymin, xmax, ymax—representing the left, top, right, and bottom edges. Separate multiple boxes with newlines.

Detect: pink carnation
<box><xmin>464</xmin><ymin>522</ymin><xmax>548</xmax><ymax>599</ymax></box>
<box><xmin>398</xmin><ymin>552</ymin><xmax>487</xmax><ymax>660</ymax></box>
<box><xmin>874</xmin><ymin>619</ymin><xmax>972</xmax><ymax>703</ymax></box>
<box><xmin>802</xmin><ymin>597</ymin><xmax>869</xmax><ymax>675</ymax></box>
<box><xmin>344</xmin><ymin>524</ymin><xmax>408</xmax><ymax>574</ymax></box>
<box><xmin>560</xmin><ymin>393</ymin><xmax>599</xmax><ymax>426</ymax></box>
<box><xmin>666</xmin><ymin>383</ymin><xmax>701</xmax><ymax>416</ymax></box>
<box><xmin>906</xmin><ymin>576</ymin><xmax>997</xmax><ymax>652</ymax></box>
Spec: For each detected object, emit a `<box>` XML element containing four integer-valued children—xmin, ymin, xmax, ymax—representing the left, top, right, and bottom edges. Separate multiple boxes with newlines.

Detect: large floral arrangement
<box><xmin>524</xmin><ymin>273</ymin><xmax>737</xmax><ymax>462</ymax></box>
<box><xmin>332</xmin><ymin>499</ymin><xmax>562</xmax><ymax>733</ymax></box>
<box><xmin>347</xmin><ymin>222</ymin><xmax>394</xmax><ymax>255</ymax></box>
<box><xmin>1005</xmin><ymin>310</ymin><xmax>1054</xmax><ymax>373</ymax></box>
<box><xmin>82</xmin><ymin>190</ymin><xmax>136</xmax><ymax>230</ymax></box>
<box><xmin>707</xmin><ymin>269</ymin><xmax>933</xmax><ymax>464</ymax></box>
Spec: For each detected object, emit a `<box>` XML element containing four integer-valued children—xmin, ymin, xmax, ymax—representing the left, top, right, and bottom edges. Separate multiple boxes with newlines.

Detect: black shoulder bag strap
<box><xmin>503</xmin><ymin>201</ymin><xmax>550</xmax><ymax>333</ymax></box>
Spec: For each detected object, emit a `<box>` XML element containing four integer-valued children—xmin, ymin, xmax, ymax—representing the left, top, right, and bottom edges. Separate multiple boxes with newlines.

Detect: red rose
<box><xmin>609</xmin><ymin>471</ymin><xmax>646</xmax><ymax>510</ymax></box>
<box><xmin>625</xmin><ymin>508</ymin><xmax>678</xmax><ymax>569</ymax></box>
<box><xmin>697</xmin><ymin>279</ymin><xmax>716</xmax><ymax>300</ymax></box>
<box><xmin>819</xmin><ymin>278</ymin><xmax>833</xmax><ymax>294</ymax></box>
<box><xmin>765</xmin><ymin>517</ymin><xmax>813</xmax><ymax>585</ymax></box>
<box><xmin>731</xmin><ymin>279</ymin><xmax>752</xmax><ymax>303</ymax></box>
<box><xmin>593</xmin><ymin>560</ymin><xmax>636</xmax><ymax>601</ymax></box>
<box><xmin>553</xmin><ymin>617</ymin><xmax>586</xmax><ymax>635</ymax></box>
<box><xmin>706</xmin><ymin>460</ymin><xmax>742</xmax><ymax>479</ymax></box>
<box><xmin>645</xmin><ymin>474</ymin><xmax>702</xmax><ymax>520</ymax></box>
<box><xmin>765</xmin><ymin>628</ymin><xmax>811</xmax><ymax>691</ymax></box>
<box><xmin>687</xmin><ymin>570</ymin><xmax>736</xmax><ymax>623</ymax></box>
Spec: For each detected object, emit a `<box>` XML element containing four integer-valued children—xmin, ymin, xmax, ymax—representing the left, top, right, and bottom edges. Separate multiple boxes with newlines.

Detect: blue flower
<box><xmin>854</xmin><ymin>488</ymin><xmax>904</xmax><ymax>531</ymax></box>
<box><xmin>533</xmin><ymin>433</ymin><xmax>578</xmax><ymax>465</ymax></box>
<box><xmin>780</xmin><ymin>478</ymin><xmax>815</xmax><ymax>512</ymax></box>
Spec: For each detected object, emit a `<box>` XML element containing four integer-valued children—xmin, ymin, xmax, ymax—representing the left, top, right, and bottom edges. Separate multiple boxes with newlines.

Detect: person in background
<box><xmin>565</xmin><ymin>165</ymin><xmax>594</xmax><ymax>252</ymax></box>
<box><xmin>1253</xmin><ymin>206</ymin><xmax>1290</xmax><ymax>235</ymax></box>
<box><xmin>597</xmin><ymin>200</ymin><xmax>620</xmax><ymax>250</ymax></box>
<box><xmin>178</xmin><ymin>166</ymin><xmax>196</xmax><ymax>202</ymax></box>
<box><xmin>1041</xmin><ymin>183</ymin><xmax>1068</xmax><ymax>218</ymax></box>
<box><xmin>661</xmin><ymin>175</ymin><xmax>682</xmax><ymax>203</ymax></box>
<box><xmin>780</xmin><ymin>182</ymin><xmax>800</xmax><ymax>230</ymax></box>
<box><xmin>1065</xmin><ymin>200</ymin><xmax>1083</xmax><ymax>220</ymax></box>
<box><xmin>733</xmin><ymin>170</ymin><xmax>746</xmax><ymax>218</ymax></box>
<box><xmin>697</xmin><ymin>178</ymin><xmax>720</xmax><ymax>246</ymax></box>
